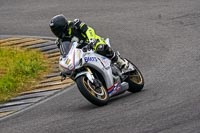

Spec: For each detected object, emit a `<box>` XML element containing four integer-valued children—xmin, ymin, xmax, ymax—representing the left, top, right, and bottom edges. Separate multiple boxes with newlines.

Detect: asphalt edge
<box><xmin>0</xmin><ymin>84</ymin><xmax>75</xmax><ymax>121</ymax></box>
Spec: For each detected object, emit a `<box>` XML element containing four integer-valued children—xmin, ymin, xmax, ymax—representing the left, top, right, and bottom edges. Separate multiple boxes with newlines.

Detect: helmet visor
<box><xmin>50</xmin><ymin>23</ymin><xmax>68</xmax><ymax>38</ymax></box>
<box><xmin>51</xmin><ymin>26</ymin><xmax>64</xmax><ymax>38</ymax></box>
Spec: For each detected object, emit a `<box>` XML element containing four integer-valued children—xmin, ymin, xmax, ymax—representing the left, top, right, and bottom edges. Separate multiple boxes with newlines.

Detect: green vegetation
<box><xmin>0</xmin><ymin>47</ymin><xmax>50</xmax><ymax>103</ymax></box>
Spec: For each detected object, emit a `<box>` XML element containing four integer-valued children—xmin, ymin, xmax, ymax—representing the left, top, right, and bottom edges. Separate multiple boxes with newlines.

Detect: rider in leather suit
<box><xmin>49</xmin><ymin>14</ymin><xmax>128</xmax><ymax>76</ymax></box>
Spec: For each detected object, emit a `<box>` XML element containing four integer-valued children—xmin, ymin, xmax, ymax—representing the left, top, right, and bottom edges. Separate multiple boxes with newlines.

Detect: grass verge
<box><xmin>0</xmin><ymin>47</ymin><xmax>51</xmax><ymax>103</ymax></box>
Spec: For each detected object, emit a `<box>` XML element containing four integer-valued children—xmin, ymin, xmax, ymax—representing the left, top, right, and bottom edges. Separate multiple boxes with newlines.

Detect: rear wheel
<box><xmin>76</xmin><ymin>76</ymin><xmax>109</xmax><ymax>106</ymax></box>
<box><xmin>126</xmin><ymin>63</ymin><xmax>144</xmax><ymax>93</ymax></box>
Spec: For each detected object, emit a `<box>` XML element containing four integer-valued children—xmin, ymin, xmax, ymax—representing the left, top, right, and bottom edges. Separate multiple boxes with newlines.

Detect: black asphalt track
<box><xmin>0</xmin><ymin>0</ymin><xmax>200</xmax><ymax>132</ymax></box>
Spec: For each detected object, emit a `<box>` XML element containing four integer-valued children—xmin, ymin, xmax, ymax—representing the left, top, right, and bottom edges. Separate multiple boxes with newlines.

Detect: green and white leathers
<box><xmin>64</xmin><ymin>19</ymin><xmax>106</xmax><ymax>51</ymax></box>
<box><xmin>60</xmin><ymin>19</ymin><xmax>129</xmax><ymax>69</ymax></box>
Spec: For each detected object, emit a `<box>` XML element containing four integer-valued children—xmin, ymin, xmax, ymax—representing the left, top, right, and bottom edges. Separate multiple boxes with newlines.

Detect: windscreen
<box><xmin>60</xmin><ymin>41</ymin><xmax>72</xmax><ymax>57</ymax></box>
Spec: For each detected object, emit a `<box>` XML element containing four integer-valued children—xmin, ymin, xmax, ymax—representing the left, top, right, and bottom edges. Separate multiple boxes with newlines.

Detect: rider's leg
<box><xmin>95</xmin><ymin>43</ymin><xmax>128</xmax><ymax>69</ymax></box>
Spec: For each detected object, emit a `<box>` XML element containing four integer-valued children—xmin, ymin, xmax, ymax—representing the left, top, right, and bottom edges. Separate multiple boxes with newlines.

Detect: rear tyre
<box><xmin>76</xmin><ymin>76</ymin><xmax>109</xmax><ymax>106</ymax></box>
<box><xmin>126</xmin><ymin>63</ymin><xmax>144</xmax><ymax>93</ymax></box>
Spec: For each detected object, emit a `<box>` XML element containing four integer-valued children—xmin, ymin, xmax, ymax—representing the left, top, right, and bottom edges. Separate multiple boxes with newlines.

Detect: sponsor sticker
<box><xmin>84</xmin><ymin>57</ymin><xmax>97</xmax><ymax>62</ymax></box>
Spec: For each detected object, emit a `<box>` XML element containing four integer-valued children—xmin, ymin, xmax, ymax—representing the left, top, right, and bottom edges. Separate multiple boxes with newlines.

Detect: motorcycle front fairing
<box><xmin>59</xmin><ymin>41</ymin><xmax>115</xmax><ymax>89</ymax></box>
<box><xmin>80</xmin><ymin>52</ymin><xmax>114</xmax><ymax>88</ymax></box>
<box><xmin>59</xmin><ymin>41</ymin><xmax>83</xmax><ymax>74</ymax></box>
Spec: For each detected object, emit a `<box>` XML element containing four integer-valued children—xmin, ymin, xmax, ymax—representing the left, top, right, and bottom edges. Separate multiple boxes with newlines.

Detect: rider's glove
<box><xmin>71</xmin><ymin>36</ymin><xmax>79</xmax><ymax>43</ymax></box>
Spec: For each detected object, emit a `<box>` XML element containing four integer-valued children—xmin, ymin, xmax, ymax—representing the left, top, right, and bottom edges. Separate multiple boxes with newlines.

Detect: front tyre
<box><xmin>76</xmin><ymin>76</ymin><xmax>109</xmax><ymax>106</ymax></box>
<box><xmin>126</xmin><ymin>63</ymin><xmax>144</xmax><ymax>93</ymax></box>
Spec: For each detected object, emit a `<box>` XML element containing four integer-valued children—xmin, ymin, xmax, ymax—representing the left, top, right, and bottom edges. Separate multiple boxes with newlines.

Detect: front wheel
<box><xmin>76</xmin><ymin>76</ymin><xmax>109</xmax><ymax>106</ymax></box>
<box><xmin>125</xmin><ymin>63</ymin><xmax>144</xmax><ymax>93</ymax></box>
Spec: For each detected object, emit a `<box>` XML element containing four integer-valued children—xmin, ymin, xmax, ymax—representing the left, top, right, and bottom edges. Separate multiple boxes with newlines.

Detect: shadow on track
<box><xmin>76</xmin><ymin>89</ymin><xmax>147</xmax><ymax>111</ymax></box>
<box><xmin>109</xmin><ymin>89</ymin><xmax>146</xmax><ymax>104</ymax></box>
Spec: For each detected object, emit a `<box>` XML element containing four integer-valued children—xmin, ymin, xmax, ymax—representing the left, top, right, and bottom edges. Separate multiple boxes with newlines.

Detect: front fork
<box><xmin>74</xmin><ymin>67</ymin><xmax>101</xmax><ymax>87</ymax></box>
<box><xmin>85</xmin><ymin>67</ymin><xmax>102</xmax><ymax>88</ymax></box>
<box><xmin>85</xmin><ymin>67</ymin><xmax>95</xmax><ymax>83</ymax></box>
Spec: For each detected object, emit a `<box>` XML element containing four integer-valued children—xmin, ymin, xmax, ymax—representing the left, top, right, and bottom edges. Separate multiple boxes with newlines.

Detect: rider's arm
<box><xmin>73</xmin><ymin>19</ymin><xmax>97</xmax><ymax>40</ymax></box>
<box><xmin>85</xmin><ymin>27</ymin><xmax>96</xmax><ymax>41</ymax></box>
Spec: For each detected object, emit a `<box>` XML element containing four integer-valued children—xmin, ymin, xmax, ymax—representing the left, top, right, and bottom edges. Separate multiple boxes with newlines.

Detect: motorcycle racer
<box><xmin>49</xmin><ymin>14</ymin><xmax>128</xmax><ymax>75</ymax></box>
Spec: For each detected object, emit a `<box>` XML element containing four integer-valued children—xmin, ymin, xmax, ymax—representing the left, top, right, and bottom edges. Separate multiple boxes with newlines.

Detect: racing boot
<box><xmin>115</xmin><ymin>55</ymin><xmax>129</xmax><ymax>70</ymax></box>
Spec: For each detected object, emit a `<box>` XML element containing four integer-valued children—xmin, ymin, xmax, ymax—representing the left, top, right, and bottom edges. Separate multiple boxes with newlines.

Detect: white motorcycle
<box><xmin>59</xmin><ymin>38</ymin><xmax>144</xmax><ymax>106</ymax></box>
